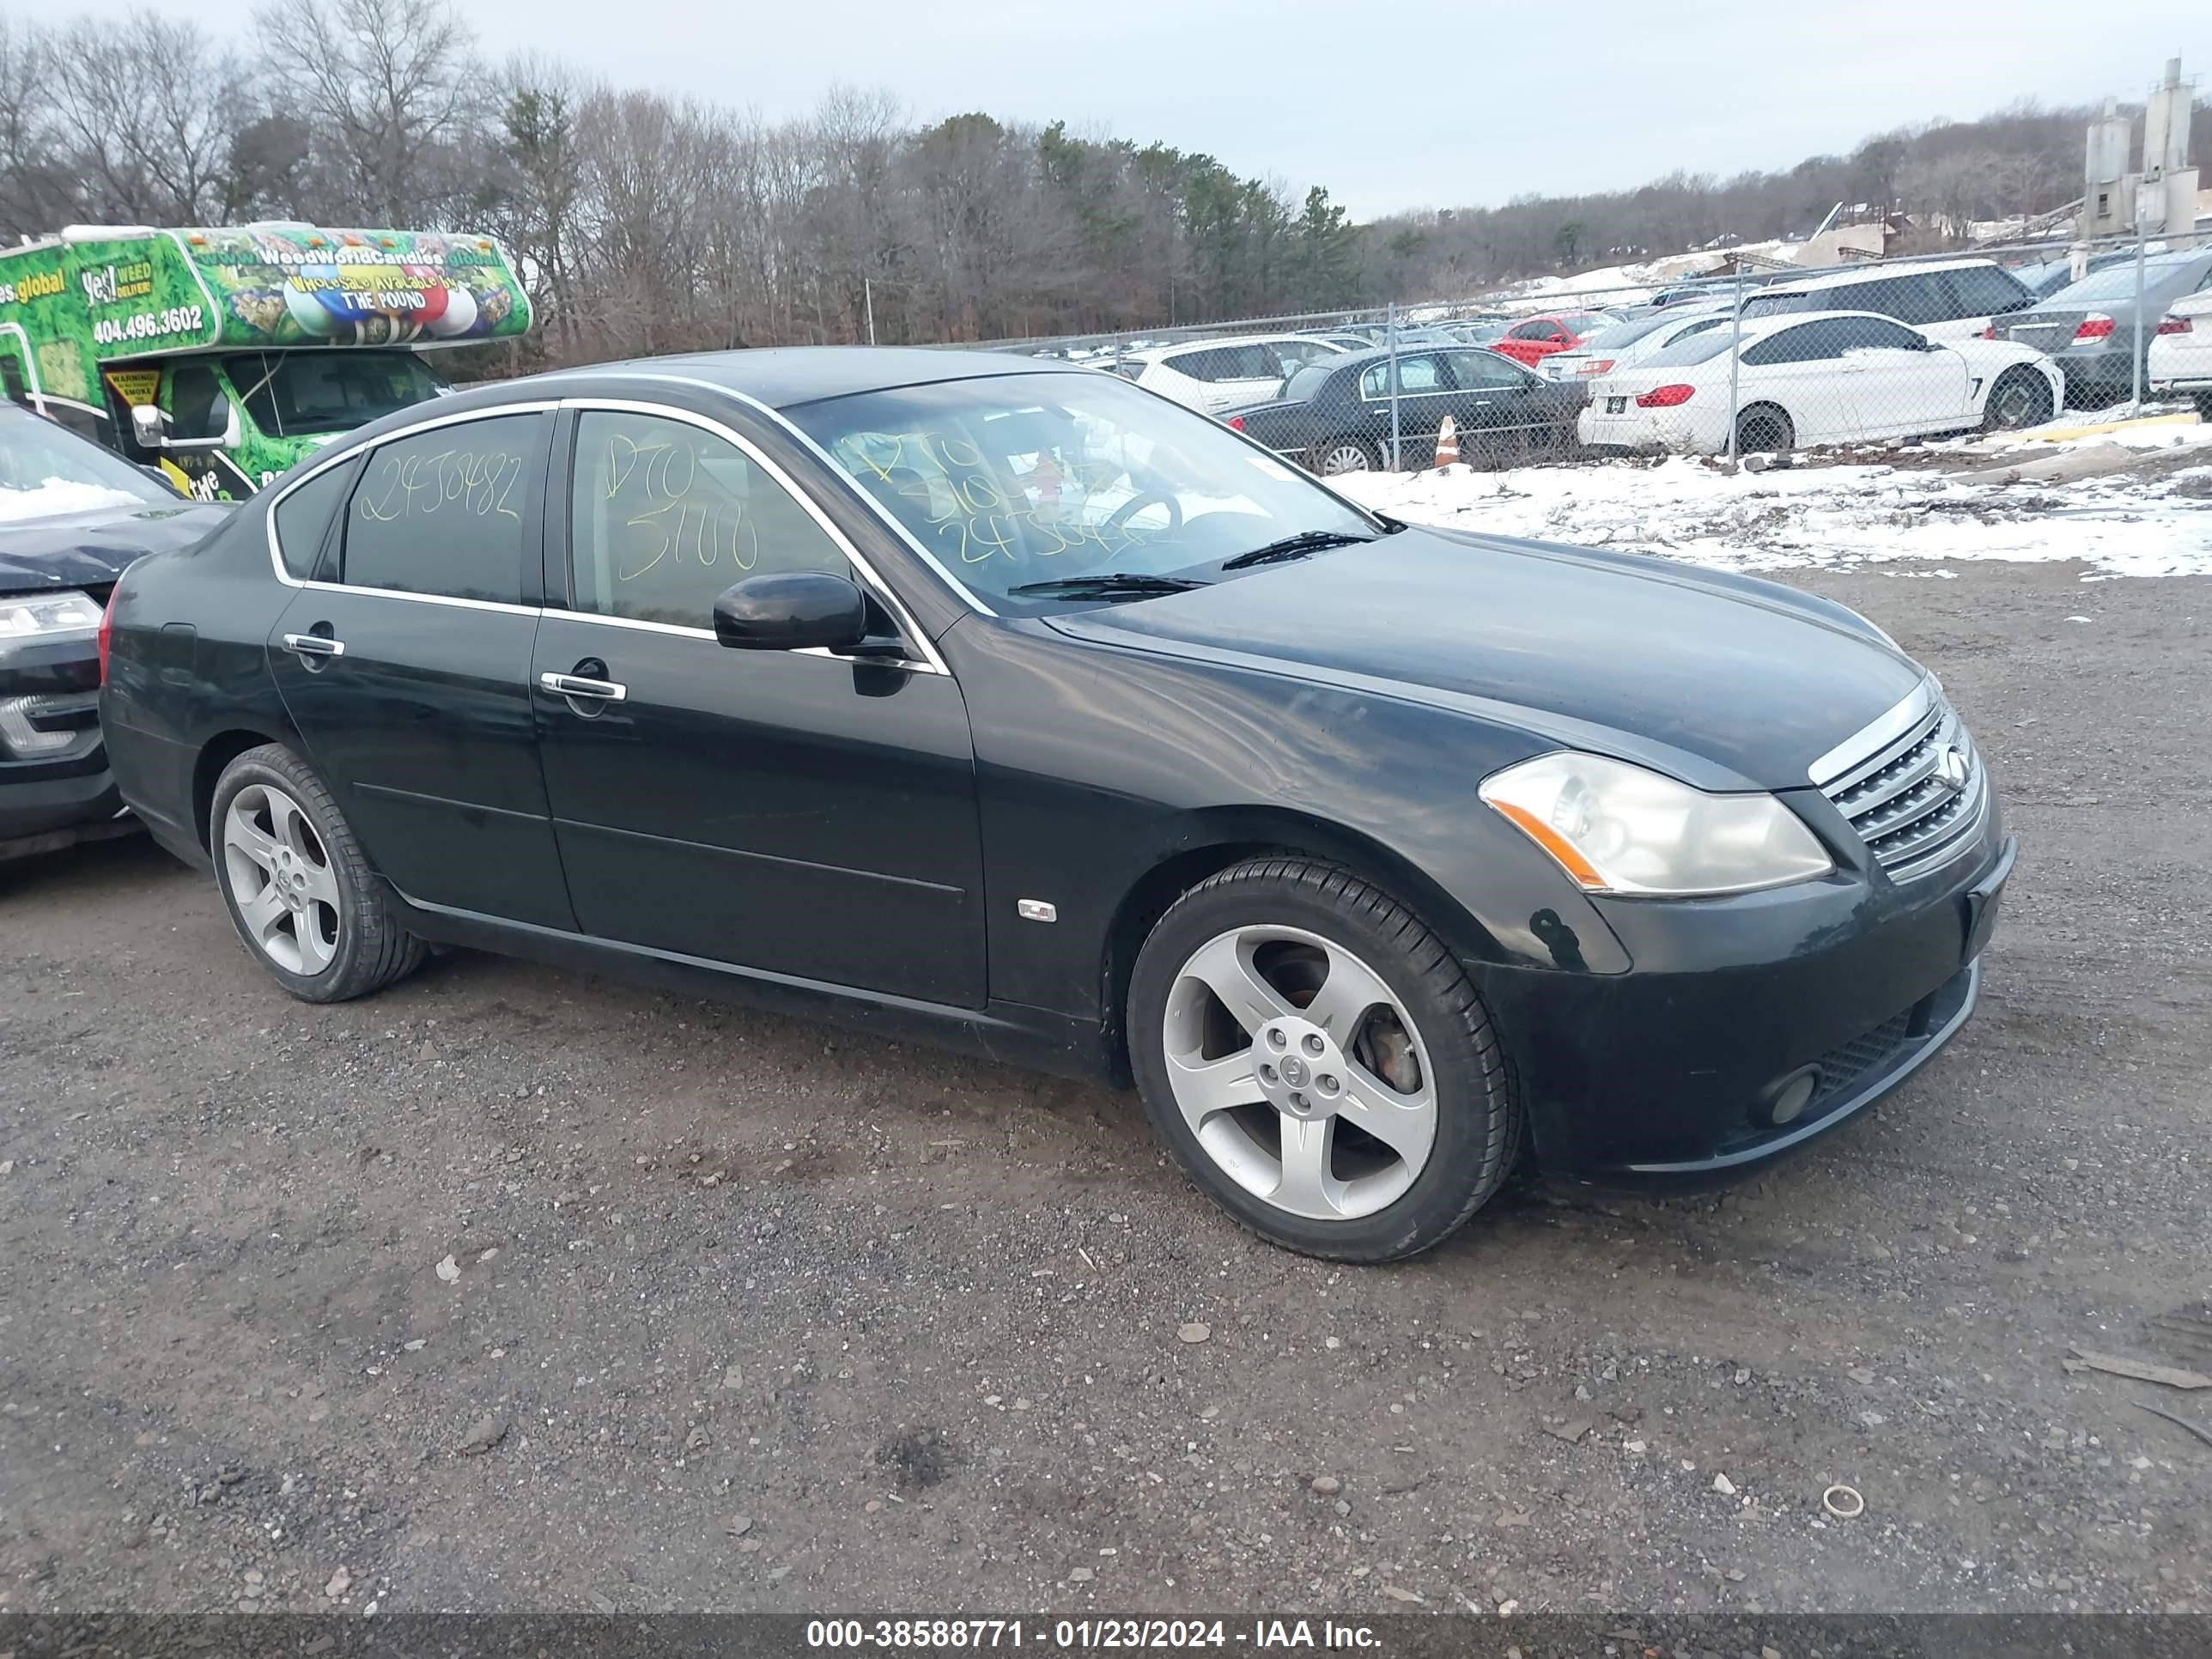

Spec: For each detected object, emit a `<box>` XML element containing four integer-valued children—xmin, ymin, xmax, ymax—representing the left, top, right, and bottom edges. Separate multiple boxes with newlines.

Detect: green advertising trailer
<box><xmin>0</xmin><ymin>222</ymin><xmax>532</xmax><ymax>500</ymax></box>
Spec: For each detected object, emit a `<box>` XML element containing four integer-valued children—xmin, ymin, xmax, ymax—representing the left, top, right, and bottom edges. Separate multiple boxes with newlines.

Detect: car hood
<box><xmin>1043</xmin><ymin>523</ymin><xmax>1923</xmax><ymax>791</ymax></box>
<box><xmin>0</xmin><ymin>500</ymin><xmax>232</xmax><ymax>593</ymax></box>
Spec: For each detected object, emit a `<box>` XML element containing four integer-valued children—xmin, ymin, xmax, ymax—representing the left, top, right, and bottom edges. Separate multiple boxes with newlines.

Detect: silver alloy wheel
<box><xmin>1316</xmin><ymin>443</ymin><xmax>1372</xmax><ymax>476</ymax></box>
<box><xmin>1159</xmin><ymin>925</ymin><xmax>1437</xmax><ymax>1222</ymax></box>
<box><xmin>221</xmin><ymin>781</ymin><xmax>342</xmax><ymax>975</ymax></box>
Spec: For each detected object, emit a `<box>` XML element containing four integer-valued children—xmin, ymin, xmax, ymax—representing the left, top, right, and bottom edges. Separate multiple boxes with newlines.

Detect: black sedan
<box><xmin>0</xmin><ymin>404</ymin><xmax>228</xmax><ymax>860</ymax></box>
<box><xmin>100</xmin><ymin>349</ymin><xmax>2013</xmax><ymax>1261</ymax></box>
<box><xmin>1222</xmin><ymin>344</ymin><xmax>1585</xmax><ymax>475</ymax></box>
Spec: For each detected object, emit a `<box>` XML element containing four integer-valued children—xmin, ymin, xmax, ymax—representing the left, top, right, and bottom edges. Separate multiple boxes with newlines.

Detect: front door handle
<box><xmin>282</xmin><ymin>633</ymin><xmax>344</xmax><ymax>659</ymax></box>
<box><xmin>539</xmin><ymin>672</ymin><xmax>627</xmax><ymax>702</ymax></box>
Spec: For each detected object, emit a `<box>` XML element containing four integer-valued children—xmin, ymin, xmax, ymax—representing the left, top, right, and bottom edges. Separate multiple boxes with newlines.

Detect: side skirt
<box><xmin>386</xmin><ymin>884</ymin><xmax>1118</xmax><ymax>1085</ymax></box>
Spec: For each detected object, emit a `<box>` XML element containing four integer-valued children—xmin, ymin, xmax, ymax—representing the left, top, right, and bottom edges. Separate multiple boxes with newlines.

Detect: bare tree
<box><xmin>46</xmin><ymin>12</ymin><xmax>249</xmax><ymax>223</ymax></box>
<box><xmin>251</xmin><ymin>0</ymin><xmax>487</xmax><ymax>226</ymax></box>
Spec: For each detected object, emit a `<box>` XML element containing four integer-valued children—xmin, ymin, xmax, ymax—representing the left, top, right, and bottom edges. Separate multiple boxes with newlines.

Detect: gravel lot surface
<box><xmin>2</xmin><ymin>558</ymin><xmax>2208</xmax><ymax>1620</ymax></box>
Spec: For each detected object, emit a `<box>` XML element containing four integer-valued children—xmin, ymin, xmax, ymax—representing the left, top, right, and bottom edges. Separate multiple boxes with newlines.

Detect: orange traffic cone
<box><xmin>1434</xmin><ymin>416</ymin><xmax>1460</xmax><ymax>469</ymax></box>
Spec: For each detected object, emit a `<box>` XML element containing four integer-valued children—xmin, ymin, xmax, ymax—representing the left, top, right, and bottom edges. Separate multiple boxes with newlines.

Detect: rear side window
<box><xmin>1359</xmin><ymin>355</ymin><xmax>1444</xmax><ymax>397</ymax></box>
<box><xmin>340</xmin><ymin>414</ymin><xmax>547</xmax><ymax>604</ymax></box>
<box><xmin>1742</xmin><ymin>321</ymin><xmax>1850</xmax><ymax>367</ymax></box>
<box><xmin>270</xmin><ymin>461</ymin><xmax>356</xmax><ymax>580</ymax></box>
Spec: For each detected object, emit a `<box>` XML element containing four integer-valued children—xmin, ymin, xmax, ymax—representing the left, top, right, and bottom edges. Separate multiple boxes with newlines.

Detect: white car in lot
<box><xmin>2147</xmin><ymin>289</ymin><xmax>2212</xmax><ymax>418</ymax></box>
<box><xmin>1118</xmin><ymin>334</ymin><xmax>1349</xmax><ymax>414</ymax></box>
<box><xmin>1735</xmin><ymin>257</ymin><xmax>2039</xmax><ymax>343</ymax></box>
<box><xmin>1578</xmin><ymin>309</ymin><xmax>2064</xmax><ymax>455</ymax></box>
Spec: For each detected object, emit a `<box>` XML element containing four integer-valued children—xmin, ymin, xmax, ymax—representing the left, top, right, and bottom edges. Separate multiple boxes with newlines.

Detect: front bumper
<box><xmin>1478</xmin><ymin>810</ymin><xmax>2014</xmax><ymax>1186</ymax></box>
<box><xmin>1</xmin><ymin>630</ymin><xmax>129</xmax><ymax>859</ymax></box>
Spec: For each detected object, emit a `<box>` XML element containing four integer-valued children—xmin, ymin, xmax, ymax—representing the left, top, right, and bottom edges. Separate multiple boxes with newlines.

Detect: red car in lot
<box><xmin>1492</xmin><ymin>313</ymin><xmax>1612</xmax><ymax>368</ymax></box>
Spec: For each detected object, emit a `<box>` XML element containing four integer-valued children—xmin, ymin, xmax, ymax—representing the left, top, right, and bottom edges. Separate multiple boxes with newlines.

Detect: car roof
<box><xmin>1755</xmin><ymin>257</ymin><xmax>2003</xmax><ymax>295</ymax></box>
<box><xmin>1124</xmin><ymin>333</ymin><xmax>1336</xmax><ymax>363</ymax></box>
<box><xmin>512</xmin><ymin>345</ymin><xmax>1076</xmax><ymax>410</ymax></box>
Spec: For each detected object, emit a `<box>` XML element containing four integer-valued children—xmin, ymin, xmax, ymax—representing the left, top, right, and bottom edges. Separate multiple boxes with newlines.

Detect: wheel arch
<box><xmin>191</xmin><ymin>720</ymin><xmax>305</xmax><ymax>853</ymax></box>
<box><xmin>1096</xmin><ymin>805</ymin><xmax>1506</xmax><ymax>1085</ymax></box>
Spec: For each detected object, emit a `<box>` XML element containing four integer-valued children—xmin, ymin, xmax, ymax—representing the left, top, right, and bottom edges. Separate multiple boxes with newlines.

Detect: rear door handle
<box><xmin>539</xmin><ymin>672</ymin><xmax>626</xmax><ymax>702</ymax></box>
<box><xmin>282</xmin><ymin>633</ymin><xmax>344</xmax><ymax>659</ymax></box>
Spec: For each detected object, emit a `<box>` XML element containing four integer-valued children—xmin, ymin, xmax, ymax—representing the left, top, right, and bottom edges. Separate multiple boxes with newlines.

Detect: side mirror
<box><xmin>131</xmin><ymin>405</ymin><xmax>166</xmax><ymax>447</ymax></box>
<box><xmin>713</xmin><ymin>571</ymin><xmax>868</xmax><ymax>653</ymax></box>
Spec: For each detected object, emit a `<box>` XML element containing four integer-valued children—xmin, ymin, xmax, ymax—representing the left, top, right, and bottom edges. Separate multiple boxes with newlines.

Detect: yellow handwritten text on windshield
<box><xmin>833</xmin><ymin>429</ymin><xmax>1153</xmax><ymax>565</ymax></box>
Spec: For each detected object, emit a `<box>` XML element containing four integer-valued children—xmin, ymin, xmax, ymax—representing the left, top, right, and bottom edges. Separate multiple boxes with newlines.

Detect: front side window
<box><xmin>340</xmin><ymin>413</ymin><xmax>545</xmax><ymax>604</ymax></box>
<box><xmin>1946</xmin><ymin>264</ymin><xmax>2032</xmax><ymax>318</ymax></box>
<box><xmin>787</xmin><ymin>370</ymin><xmax>1377</xmax><ymax>613</ymax></box>
<box><xmin>1834</xmin><ymin>317</ymin><xmax>1929</xmax><ymax>353</ymax></box>
<box><xmin>1742</xmin><ymin>322</ymin><xmax>1847</xmax><ymax>367</ymax></box>
<box><xmin>1445</xmin><ymin>350</ymin><xmax>1528</xmax><ymax>391</ymax></box>
<box><xmin>569</xmin><ymin>410</ymin><xmax>852</xmax><ymax>629</ymax></box>
<box><xmin>167</xmin><ymin>364</ymin><xmax>229</xmax><ymax>441</ymax></box>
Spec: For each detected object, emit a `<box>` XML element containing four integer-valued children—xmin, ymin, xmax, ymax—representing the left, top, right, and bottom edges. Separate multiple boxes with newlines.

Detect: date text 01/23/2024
<box><xmin>805</xmin><ymin>1620</ymin><xmax>1383</xmax><ymax>1650</ymax></box>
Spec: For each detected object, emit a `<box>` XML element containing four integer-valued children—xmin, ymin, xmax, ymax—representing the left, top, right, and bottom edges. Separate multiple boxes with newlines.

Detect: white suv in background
<box><xmin>1739</xmin><ymin>258</ymin><xmax>2039</xmax><ymax>343</ymax></box>
<box><xmin>1118</xmin><ymin>334</ymin><xmax>1348</xmax><ymax>414</ymax></box>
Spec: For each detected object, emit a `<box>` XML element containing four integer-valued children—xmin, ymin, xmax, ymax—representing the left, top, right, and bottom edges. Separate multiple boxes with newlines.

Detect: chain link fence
<box><xmin>981</xmin><ymin>229</ymin><xmax>2211</xmax><ymax>477</ymax></box>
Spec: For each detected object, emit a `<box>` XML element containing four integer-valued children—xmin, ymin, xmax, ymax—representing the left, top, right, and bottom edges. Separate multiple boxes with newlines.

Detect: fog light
<box><xmin>1768</xmin><ymin>1070</ymin><xmax>1820</xmax><ymax>1126</ymax></box>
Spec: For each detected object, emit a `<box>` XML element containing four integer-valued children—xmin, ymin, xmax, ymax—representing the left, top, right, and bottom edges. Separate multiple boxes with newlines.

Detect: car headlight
<box><xmin>1480</xmin><ymin>751</ymin><xmax>1833</xmax><ymax>896</ymax></box>
<box><xmin>0</xmin><ymin>590</ymin><xmax>103</xmax><ymax>648</ymax></box>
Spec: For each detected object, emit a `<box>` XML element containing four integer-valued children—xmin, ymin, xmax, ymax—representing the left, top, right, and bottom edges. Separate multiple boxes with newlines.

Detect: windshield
<box><xmin>222</xmin><ymin>350</ymin><xmax>449</xmax><ymax>438</ymax></box>
<box><xmin>0</xmin><ymin>403</ymin><xmax>172</xmax><ymax>520</ymax></box>
<box><xmin>789</xmin><ymin>371</ymin><xmax>1379</xmax><ymax>611</ymax></box>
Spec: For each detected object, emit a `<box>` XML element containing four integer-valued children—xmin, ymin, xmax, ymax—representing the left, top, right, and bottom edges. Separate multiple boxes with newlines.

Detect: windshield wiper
<box><xmin>1219</xmin><ymin>529</ymin><xmax>1376</xmax><ymax>570</ymax></box>
<box><xmin>1006</xmin><ymin>574</ymin><xmax>1212</xmax><ymax>601</ymax></box>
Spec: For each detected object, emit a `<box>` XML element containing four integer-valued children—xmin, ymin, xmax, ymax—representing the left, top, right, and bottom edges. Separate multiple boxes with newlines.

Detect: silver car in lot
<box><xmin>1989</xmin><ymin>248</ymin><xmax>2212</xmax><ymax>409</ymax></box>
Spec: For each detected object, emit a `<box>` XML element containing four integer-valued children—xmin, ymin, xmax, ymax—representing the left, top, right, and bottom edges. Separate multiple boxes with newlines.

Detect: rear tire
<box><xmin>1127</xmin><ymin>857</ymin><xmax>1522</xmax><ymax>1262</ymax></box>
<box><xmin>210</xmin><ymin>744</ymin><xmax>425</xmax><ymax>1003</ymax></box>
<box><xmin>1735</xmin><ymin>404</ymin><xmax>1794</xmax><ymax>454</ymax></box>
<box><xmin>1983</xmin><ymin>366</ymin><xmax>2054</xmax><ymax>431</ymax></box>
<box><xmin>1309</xmin><ymin>437</ymin><xmax>1381</xmax><ymax>477</ymax></box>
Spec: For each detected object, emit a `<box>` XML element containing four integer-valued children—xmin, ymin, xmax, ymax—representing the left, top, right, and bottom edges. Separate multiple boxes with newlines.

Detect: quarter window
<box><xmin>340</xmin><ymin>414</ymin><xmax>545</xmax><ymax>605</ymax></box>
<box><xmin>271</xmin><ymin>460</ymin><xmax>356</xmax><ymax>580</ymax></box>
<box><xmin>1742</xmin><ymin>323</ymin><xmax>1850</xmax><ymax>367</ymax></box>
<box><xmin>568</xmin><ymin>409</ymin><xmax>852</xmax><ymax>629</ymax></box>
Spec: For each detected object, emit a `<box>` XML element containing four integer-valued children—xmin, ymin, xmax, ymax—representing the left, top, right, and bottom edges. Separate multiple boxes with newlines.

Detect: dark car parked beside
<box><xmin>101</xmin><ymin>349</ymin><xmax>2011</xmax><ymax>1262</ymax></box>
<box><xmin>1989</xmin><ymin>248</ymin><xmax>2212</xmax><ymax>408</ymax></box>
<box><xmin>1223</xmin><ymin>344</ymin><xmax>1586</xmax><ymax>474</ymax></box>
<box><xmin>0</xmin><ymin>403</ymin><xmax>228</xmax><ymax>860</ymax></box>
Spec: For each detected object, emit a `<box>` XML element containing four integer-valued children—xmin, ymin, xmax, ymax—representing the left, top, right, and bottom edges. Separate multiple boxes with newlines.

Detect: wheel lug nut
<box><xmin>1302</xmin><ymin>1034</ymin><xmax>1324</xmax><ymax>1055</ymax></box>
<box><xmin>1317</xmin><ymin>1074</ymin><xmax>1340</xmax><ymax>1095</ymax></box>
<box><xmin>1289</xmin><ymin>1091</ymin><xmax>1308</xmax><ymax>1112</ymax></box>
<box><xmin>1267</xmin><ymin>1028</ymin><xmax>1287</xmax><ymax>1049</ymax></box>
<box><xmin>1259</xmin><ymin>1063</ymin><xmax>1277</xmax><ymax>1084</ymax></box>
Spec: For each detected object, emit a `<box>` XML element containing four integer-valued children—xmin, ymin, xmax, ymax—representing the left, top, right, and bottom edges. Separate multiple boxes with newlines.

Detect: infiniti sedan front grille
<box><xmin>1813</xmin><ymin>685</ymin><xmax>1987</xmax><ymax>880</ymax></box>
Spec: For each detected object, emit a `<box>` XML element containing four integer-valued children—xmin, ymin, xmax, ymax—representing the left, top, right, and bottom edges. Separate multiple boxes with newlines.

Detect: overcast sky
<box><xmin>49</xmin><ymin>0</ymin><xmax>2207</xmax><ymax>217</ymax></box>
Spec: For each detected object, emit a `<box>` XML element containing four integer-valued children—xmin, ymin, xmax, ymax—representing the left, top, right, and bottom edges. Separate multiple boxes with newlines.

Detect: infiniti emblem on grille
<box><xmin>1935</xmin><ymin>745</ymin><xmax>1969</xmax><ymax>796</ymax></box>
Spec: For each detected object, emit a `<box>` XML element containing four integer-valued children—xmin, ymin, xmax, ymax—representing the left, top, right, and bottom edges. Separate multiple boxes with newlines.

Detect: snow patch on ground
<box><xmin>1333</xmin><ymin>451</ymin><xmax>2212</xmax><ymax>581</ymax></box>
<box><xmin>0</xmin><ymin>479</ymin><xmax>148</xmax><ymax>523</ymax></box>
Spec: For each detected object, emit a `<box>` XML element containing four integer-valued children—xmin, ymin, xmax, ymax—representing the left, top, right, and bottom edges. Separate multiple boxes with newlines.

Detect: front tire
<box><xmin>210</xmin><ymin>744</ymin><xmax>425</xmax><ymax>1003</ymax></box>
<box><xmin>1983</xmin><ymin>366</ymin><xmax>2054</xmax><ymax>431</ymax></box>
<box><xmin>1127</xmin><ymin>858</ymin><xmax>1522</xmax><ymax>1262</ymax></box>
